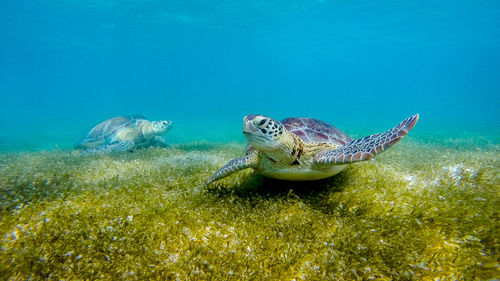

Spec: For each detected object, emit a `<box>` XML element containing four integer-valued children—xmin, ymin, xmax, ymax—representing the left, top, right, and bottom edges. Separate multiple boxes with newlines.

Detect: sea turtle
<box><xmin>206</xmin><ymin>114</ymin><xmax>419</xmax><ymax>184</ymax></box>
<box><xmin>75</xmin><ymin>115</ymin><xmax>172</xmax><ymax>154</ymax></box>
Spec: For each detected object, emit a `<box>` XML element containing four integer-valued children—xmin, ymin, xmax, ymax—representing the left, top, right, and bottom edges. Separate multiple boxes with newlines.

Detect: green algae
<box><xmin>0</xmin><ymin>138</ymin><xmax>498</xmax><ymax>280</ymax></box>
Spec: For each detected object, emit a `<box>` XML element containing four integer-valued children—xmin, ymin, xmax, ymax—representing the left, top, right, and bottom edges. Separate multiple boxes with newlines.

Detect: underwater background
<box><xmin>0</xmin><ymin>0</ymin><xmax>499</xmax><ymax>280</ymax></box>
<box><xmin>0</xmin><ymin>0</ymin><xmax>499</xmax><ymax>150</ymax></box>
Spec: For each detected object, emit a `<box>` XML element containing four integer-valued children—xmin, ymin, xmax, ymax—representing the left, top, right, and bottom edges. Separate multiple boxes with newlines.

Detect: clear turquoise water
<box><xmin>0</xmin><ymin>0</ymin><xmax>499</xmax><ymax>150</ymax></box>
<box><xmin>0</xmin><ymin>2</ymin><xmax>499</xmax><ymax>279</ymax></box>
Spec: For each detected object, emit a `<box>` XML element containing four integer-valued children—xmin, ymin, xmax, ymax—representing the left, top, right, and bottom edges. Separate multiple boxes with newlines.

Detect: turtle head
<box><xmin>243</xmin><ymin>115</ymin><xmax>291</xmax><ymax>152</ymax></box>
<box><xmin>151</xmin><ymin>120</ymin><xmax>173</xmax><ymax>135</ymax></box>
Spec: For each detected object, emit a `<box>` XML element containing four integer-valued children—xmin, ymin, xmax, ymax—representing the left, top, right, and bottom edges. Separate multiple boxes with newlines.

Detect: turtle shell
<box><xmin>77</xmin><ymin>115</ymin><xmax>147</xmax><ymax>148</ymax></box>
<box><xmin>281</xmin><ymin>117</ymin><xmax>352</xmax><ymax>146</ymax></box>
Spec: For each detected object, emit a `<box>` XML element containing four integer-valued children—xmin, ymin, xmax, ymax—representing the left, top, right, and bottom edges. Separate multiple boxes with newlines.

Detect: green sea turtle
<box><xmin>206</xmin><ymin>114</ymin><xmax>419</xmax><ymax>184</ymax></box>
<box><xmin>75</xmin><ymin>115</ymin><xmax>172</xmax><ymax>154</ymax></box>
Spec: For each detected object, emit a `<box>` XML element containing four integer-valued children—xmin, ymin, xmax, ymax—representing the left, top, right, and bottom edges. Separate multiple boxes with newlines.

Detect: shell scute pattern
<box><xmin>83</xmin><ymin>115</ymin><xmax>147</xmax><ymax>144</ymax></box>
<box><xmin>281</xmin><ymin>117</ymin><xmax>352</xmax><ymax>146</ymax></box>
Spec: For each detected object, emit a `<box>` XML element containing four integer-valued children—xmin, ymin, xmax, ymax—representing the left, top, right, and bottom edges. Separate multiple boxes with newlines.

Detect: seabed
<box><xmin>0</xmin><ymin>137</ymin><xmax>498</xmax><ymax>280</ymax></box>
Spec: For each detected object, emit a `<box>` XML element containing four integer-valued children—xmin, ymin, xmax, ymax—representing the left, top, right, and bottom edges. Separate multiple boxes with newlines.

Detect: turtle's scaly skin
<box><xmin>314</xmin><ymin>114</ymin><xmax>419</xmax><ymax>164</ymax></box>
<box><xmin>206</xmin><ymin>114</ymin><xmax>419</xmax><ymax>184</ymax></box>
<box><xmin>76</xmin><ymin>115</ymin><xmax>172</xmax><ymax>154</ymax></box>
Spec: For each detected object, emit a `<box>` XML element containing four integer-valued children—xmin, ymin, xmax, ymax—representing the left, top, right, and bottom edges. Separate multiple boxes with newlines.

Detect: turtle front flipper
<box><xmin>151</xmin><ymin>136</ymin><xmax>169</xmax><ymax>147</ymax></box>
<box><xmin>314</xmin><ymin>114</ymin><xmax>419</xmax><ymax>165</ymax></box>
<box><xmin>206</xmin><ymin>152</ymin><xmax>259</xmax><ymax>185</ymax></box>
<box><xmin>82</xmin><ymin>140</ymin><xmax>136</xmax><ymax>155</ymax></box>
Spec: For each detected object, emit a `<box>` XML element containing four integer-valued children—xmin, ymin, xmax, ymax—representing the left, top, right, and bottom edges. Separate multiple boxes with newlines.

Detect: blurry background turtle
<box><xmin>75</xmin><ymin>115</ymin><xmax>172</xmax><ymax>154</ymax></box>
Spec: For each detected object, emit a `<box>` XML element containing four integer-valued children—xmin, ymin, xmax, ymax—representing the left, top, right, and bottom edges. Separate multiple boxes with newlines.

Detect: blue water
<box><xmin>1</xmin><ymin>0</ymin><xmax>499</xmax><ymax>151</ymax></box>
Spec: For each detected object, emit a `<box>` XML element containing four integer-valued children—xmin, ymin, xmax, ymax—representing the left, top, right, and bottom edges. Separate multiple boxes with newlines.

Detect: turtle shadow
<box><xmin>211</xmin><ymin>169</ymin><xmax>352</xmax><ymax>204</ymax></box>
<box><xmin>208</xmin><ymin>171</ymin><xmax>354</xmax><ymax>216</ymax></box>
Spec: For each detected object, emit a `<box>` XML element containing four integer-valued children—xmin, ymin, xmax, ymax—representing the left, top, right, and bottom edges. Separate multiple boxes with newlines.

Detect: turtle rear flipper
<box><xmin>314</xmin><ymin>114</ymin><xmax>419</xmax><ymax>165</ymax></box>
<box><xmin>82</xmin><ymin>140</ymin><xmax>136</xmax><ymax>155</ymax></box>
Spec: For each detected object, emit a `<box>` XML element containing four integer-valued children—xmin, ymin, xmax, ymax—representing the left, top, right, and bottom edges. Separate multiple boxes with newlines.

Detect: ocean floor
<box><xmin>0</xmin><ymin>137</ymin><xmax>498</xmax><ymax>280</ymax></box>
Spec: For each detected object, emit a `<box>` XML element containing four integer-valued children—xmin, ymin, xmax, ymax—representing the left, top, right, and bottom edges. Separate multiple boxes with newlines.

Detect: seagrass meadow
<box><xmin>0</xmin><ymin>136</ymin><xmax>498</xmax><ymax>280</ymax></box>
